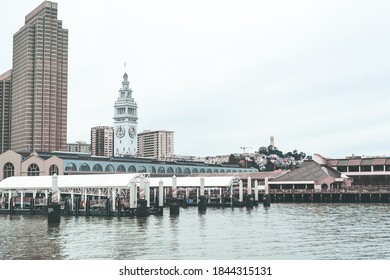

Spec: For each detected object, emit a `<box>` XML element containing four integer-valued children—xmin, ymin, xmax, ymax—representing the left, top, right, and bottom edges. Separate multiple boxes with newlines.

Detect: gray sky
<box><xmin>1</xmin><ymin>0</ymin><xmax>390</xmax><ymax>158</ymax></box>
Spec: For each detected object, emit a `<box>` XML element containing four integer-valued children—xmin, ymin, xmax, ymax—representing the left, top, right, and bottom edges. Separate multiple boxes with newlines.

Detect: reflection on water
<box><xmin>1</xmin><ymin>204</ymin><xmax>390</xmax><ymax>260</ymax></box>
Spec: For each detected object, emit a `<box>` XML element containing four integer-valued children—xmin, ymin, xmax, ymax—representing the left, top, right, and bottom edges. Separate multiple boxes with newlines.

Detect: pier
<box><xmin>1</xmin><ymin>173</ymin><xmax>390</xmax><ymax>217</ymax></box>
<box><xmin>0</xmin><ymin>173</ymin><xmax>248</xmax><ymax>217</ymax></box>
<box><xmin>266</xmin><ymin>189</ymin><xmax>390</xmax><ymax>203</ymax></box>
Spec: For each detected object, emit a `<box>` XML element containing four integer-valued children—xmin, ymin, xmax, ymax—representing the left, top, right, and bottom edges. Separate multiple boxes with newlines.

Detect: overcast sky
<box><xmin>1</xmin><ymin>0</ymin><xmax>390</xmax><ymax>158</ymax></box>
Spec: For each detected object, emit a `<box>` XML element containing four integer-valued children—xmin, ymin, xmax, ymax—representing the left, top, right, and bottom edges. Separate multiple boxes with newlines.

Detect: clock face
<box><xmin>128</xmin><ymin>126</ymin><xmax>136</xmax><ymax>138</ymax></box>
<box><xmin>116</xmin><ymin>126</ymin><xmax>125</xmax><ymax>138</ymax></box>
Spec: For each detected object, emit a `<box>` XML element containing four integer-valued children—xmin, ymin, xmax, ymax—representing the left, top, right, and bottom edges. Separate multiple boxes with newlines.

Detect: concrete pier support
<box><xmin>245</xmin><ymin>194</ymin><xmax>254</xmax><ymax>207</ymax></box>
<box><xmin>139</xmin><ymin>175</ymin><xmax>145</xmax><ymax>200</ymax></box>
<box><xmin>169</xmin><ymin>198</ymin><xmax>180</xmax><ymax>215</ymax></box>
<box><xmin>75</xmin><ymin>197</ymin><xmax>80</xmax><ymax>216</ymax></box>
<box><xmin>158</xmin><ymin>180</ymin><xmax>164</xmax><ymax>215</ymax></box>
<box><xmin>48</xmin><ymin>204</ymin><xmax>61</xmax><ymax>224</ymax></box>
<box><xmin>170</xmin><ymin>175</ymin><xmax>180</xmax><ymax>215</ymax></box>
<box><xmin>117</xmin><ymin>195</ymin><xmax>122</xmax><ymax>216</ymax></box>
<box><xmin>30</xmin><ymin>198</ymin><xmax>35</xmax><ymax>215</ymax></box>
<box><xmin>198</xmin><ymin>196</ymin><xmax>207</xmax><ymax>212</ymax></box>
<box><xmin>247</xmin><ymin>177</ymin><xmax>252</xmax><ymax>195</ymax></box>
<box><xmin>239</xmin><ymin>180</ymin><xmax>244</xmax><ymax>205</ymax></box>
<box><xmin>172</xmin><ymin>175</ymin><xmax>177</xmax><ymax>199</ymax></box>
<box><xmin>198</xmin><ymin>177</ymin><xmax>207</xmax><ymax>211</ymax></box>
<box><xmin>106</xmin><ymin>197</ymin><xmax>111</xmax><ymax>216</ymax></box>
<box><xmin>129</xmin><ymin>180</ymin><xmax>137</xmax><ymax>209</ymax></box>
<box><xmin>136</xmin><ymin>199</ymin><xmax>149</xmax><ymax>217</ymax></box>
<box><xmin>145</xmin><ymin>178</ymin><xmax>150</xmax><ymax>208</ymax></box>
<box><xmin>254</xmin><ymin>180</ymin><xmax>259</xmax><ymax>203</ymax></box>
<box><xmin>9</xmin><ymin>197</ymin><xmax>14</xmax><ymax>214</ymax></box>
<box><xmin>64</xmin><ymin>198</ymin><xmax>70</xmax><ymax>215</ymax></box>
<box><xmin>86</xmin><ymin>196</ymin><xmax>90</xmax><ymax>217</ymax></box>
<box><xmin>48</xmin><ymin>173</ymin><xmax>61</xmax><ymax>224</ymax></box>
<box><xmin>246</xmin><ymin>177</ymin><xmax>254</xmax><ymax>207</ymax></box>
<box><xmin>263</xmin><ymin>177</ymin><xmax>271</xmax><ymax>207</ymax></box>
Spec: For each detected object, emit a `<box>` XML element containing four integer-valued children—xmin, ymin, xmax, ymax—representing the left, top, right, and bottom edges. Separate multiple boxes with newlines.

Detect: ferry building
<box><xmin>0</xmin><ymin>150</ymin><xmax>256</xmax><ymax>181</ymax></box>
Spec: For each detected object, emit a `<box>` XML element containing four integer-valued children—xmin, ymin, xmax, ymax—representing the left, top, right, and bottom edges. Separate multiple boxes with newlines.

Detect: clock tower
<box><xmin>113</xmin><ymin>73</ymin><xmax>138</xmax><ymax>156</ymax></box>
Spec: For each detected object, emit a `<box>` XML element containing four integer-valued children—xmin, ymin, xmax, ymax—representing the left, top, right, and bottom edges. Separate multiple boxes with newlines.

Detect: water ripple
<box><xmin>1</xmin><ymin>204</ymin><xmax>390</xmax><ymax>259</ymax></box>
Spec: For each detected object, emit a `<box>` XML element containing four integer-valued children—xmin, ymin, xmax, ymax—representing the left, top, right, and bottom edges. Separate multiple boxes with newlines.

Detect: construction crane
<box><xmin>240</xmin><ymin>147</ymin><xmax>252</xmax><ymax>154</ymax></box>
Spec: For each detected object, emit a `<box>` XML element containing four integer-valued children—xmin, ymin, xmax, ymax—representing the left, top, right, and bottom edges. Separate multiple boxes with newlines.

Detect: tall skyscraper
<box><xmin>91</xmin><ymin>126</ymin><xmax>114</xmax><ymax>157</ymax></box>
<box><xmin>0</xmin><ymin>70</ymin><xmax>12</xmax><ymax>154</ymax></box>
<box><xmin>113</xmin><ymin>73</ymin><xmax>138</xmax><ymax>157</ymax></box>
<box><xmin>137</xmin><ymin>130</ymin><xmax>174</xmax><ymax>160</ymax></box>
<box><xmin>11</xmin><ymin>1</ymin><xmax>68</xmax><ymax>153</ymax></box>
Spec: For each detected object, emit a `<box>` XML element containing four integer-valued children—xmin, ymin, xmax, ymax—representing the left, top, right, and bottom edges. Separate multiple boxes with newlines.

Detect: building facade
<box><xmin>314</xmin><ymin>154</ymin><xmax>390</xmax><ymax>188</ymax></box>
<box><xmin>67</xmin><ymin>140</ymin><xmax>90</xmax><ymax>154</ymax></box>
<box><xmin>0</xmin><ymin>70</ymin><xmax>12</xmax><ymax>154</ymax></box>
<box><xmin>11</xmin><ymin>1</ymin><xmax>68</xmax><ymax>153</ymax></box>
<box><xmin>113</xmin><ymin>73</ymin><xmax>138</xmax><ymax>157</ymax></box>
<box><xmin>137</xmin><ymin>130</ymin><xmax>174</xmax><ymax>160</ymax></box>
<box><xmin>91</xmin><ymin>126</ymin><xmax>113</xmax><ymax>157</ymax></box>
<box><xmin>0</xmin><ymin>150</ymin><xmax>62</xmax><ymax>181</ymax></box>
<box><xmin>0</xmin><ymin>150</ymin><xmax>256</xmax><ymax>181</ymax></box>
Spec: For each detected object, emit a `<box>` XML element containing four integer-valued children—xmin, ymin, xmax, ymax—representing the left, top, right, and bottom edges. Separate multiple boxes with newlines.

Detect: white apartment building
<box><xmin>137</xmin><ymin>130</ymin><xmax>174</xmax><ymax>160</ymax></box>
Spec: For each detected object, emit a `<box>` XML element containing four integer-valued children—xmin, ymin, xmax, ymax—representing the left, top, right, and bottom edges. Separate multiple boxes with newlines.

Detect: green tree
<box><xmin>228</xmin><ymin>154</ymin><xmax>238</xmax><ymax>165</ymax></box>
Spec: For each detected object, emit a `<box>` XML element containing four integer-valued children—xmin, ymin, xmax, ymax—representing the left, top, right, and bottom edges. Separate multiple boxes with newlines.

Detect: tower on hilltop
<box><xmin>113</xmin><ymin>73</ymin><xmax>138</xmax><ymax>156</ymax></box>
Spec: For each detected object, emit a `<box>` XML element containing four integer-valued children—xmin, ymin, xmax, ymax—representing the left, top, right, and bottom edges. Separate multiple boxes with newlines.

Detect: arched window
<box><xmin>92</xmin><ymin>164</ymin><xmax>103</xmax><ymax>172</ymax></box>
<box><xmin>128</xmin><ymin>165</ymin><xmax>136</xmax><ymax>173</ymax></box>
<box><xmin>65</xmin><ymin>162</ymin><xmax>77</xmax><ymax>172</ymax></box>
<box><xmin>105</xmin><ymin>164</ymin><xmax>115</xmax><ymax>173</ymax></box>
<box><xmin>79</xmin><ymin>163</ymin><xmax>90</xmax><ymax>172</ymax></box>
<box><xmin>3</xmin><ymin>162</ymin><xmax>14</xmax><ymax>179</ymax></box>
<box><xmin>158</xmin><ymin>167</ymin><xmax>165</xmax><ymax>174</ymax></box>
<box><xmin>200</xmin><ymin>168</ymin><xmax>205</xmax><ymax>173</ymax></box>
<box><xmin>213</xmin><ymin>169</ymin><xmax>219</xmax><ymax>173</ymax></box>
<box><xmin>49</xmin><ymin>164</ymin><xmax>59</xmax><ymax>175</ymax></box>
<box><xmin>206</xmin><ymin>168</ymin><xmax>212</xmax><ymax>173</ymax></box>
<box><xmin>167</xmin><ymin>167</ymin><xmax>174</xmax><ymax>174</ymax></box>
<box><xmin>117</xmin><ymin>165</ymin><xmax>126</xmax><ymax>173</ymax></box>
<box><xmin>139</xmin><ymin>166</ymin><xmax>147</xmax><ymax>173</ymax></box>
<box><xmin>192</xmin><ymin>168</ymin><xmax>199</xmax><ymax>174</ymax></box>
<box><xmin>175</xmin><ymin>167</ymin><xmax>182</xmax><ymax>174</ymax></box>
<box><xmin>150</xmin><ymin>166</ymin><xmax>156</xmax><ymax>173</ymax></box>
<box><xmin>183</xmin><ymin>168</ymin><xmax>191</xmax><ymax>174</ymax></box>
<box><xmin>220</xmin><ymin>169</ymin><xmax>225</xmax><ymax>173</ymax></box>
<box><xmin>28</xmin><ymin>163</ymin><xmax>40</xmax><ymax>176</ymax></box>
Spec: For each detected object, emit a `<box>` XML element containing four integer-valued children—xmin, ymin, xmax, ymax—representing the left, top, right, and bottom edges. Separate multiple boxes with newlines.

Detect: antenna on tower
<box><xmin>124</xmin><ymin>60</ymin><xmax>127</xmax><ymax>73</ymax></box>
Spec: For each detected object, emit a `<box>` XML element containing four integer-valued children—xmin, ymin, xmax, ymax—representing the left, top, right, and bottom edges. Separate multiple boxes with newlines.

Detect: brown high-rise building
<box><xmin>0</xmin><ymin>70</ymin><xmax>12</xmax><ymax>154</ymax></box>
<box><xmin>11</xmin><ymin>1</ymin><xmax>68</xmax><ymax>153</ymax></box>
<box><xmin>91</xmin><ymin>126</ymin><xmax>114</xmax><ymax>157</ymax></box>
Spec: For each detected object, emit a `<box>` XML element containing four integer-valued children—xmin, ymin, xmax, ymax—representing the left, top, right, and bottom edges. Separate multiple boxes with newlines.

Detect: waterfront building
<box><xmin>113</xmin><ymin>73</ymin><xmax>138</xmax><ymax>157</ymax></box>
<box><xmin>137</xmin><ymin>130</ymin><xmax>174</xmax><ymax>160</ymax></box>
<box><xmin>0</xmin><ymin>70</ymin><xmax>12</xmax><ymax>154</ymax></box>
<box><xmin>269</xmin><ymin>160</ymin><xmax>351</xmax><ymax>191</ymax></box>
<box><xmin>0</xmin><ymin>150</ymin><xmax>62</xmax><ymax>181</ymax></box>
<box><xmin>0</xmin><ymin>150</ymin><xmax>256</xmax><ymax>181</ymax></box>
<box><xmin>67</xmin><ymin>140</ymin><xmax>90</xmax><ymax>154</ymax></box>
<box><xmin>11</xmin><ymin>1</ymin><xmax>68</xmax><ymax>153</ymax></box>
<box><xmin>314</xmin><ymin>154</ymin><xmax>390</xmax><ymax>188</ymax></box>
<box><xmin>90</xmin><ymin>126</ymin><xmax>113</xmax><ymax>157</ymax></box>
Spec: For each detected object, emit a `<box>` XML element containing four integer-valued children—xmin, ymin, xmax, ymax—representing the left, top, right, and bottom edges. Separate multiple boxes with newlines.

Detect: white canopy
<box><xmin>0</xmin><ymin>174</ymin><xmax>238</xmax><ymax>191</ymax></box>
<box><xmin>149</xmin><ymin>176</ymin><xmax>238</xmax><ymax>188</ymax></box>
<box><xmin>0</xmin><ymin>173</ymin><xmax>140</xmax><ymax>190</ymax></box>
